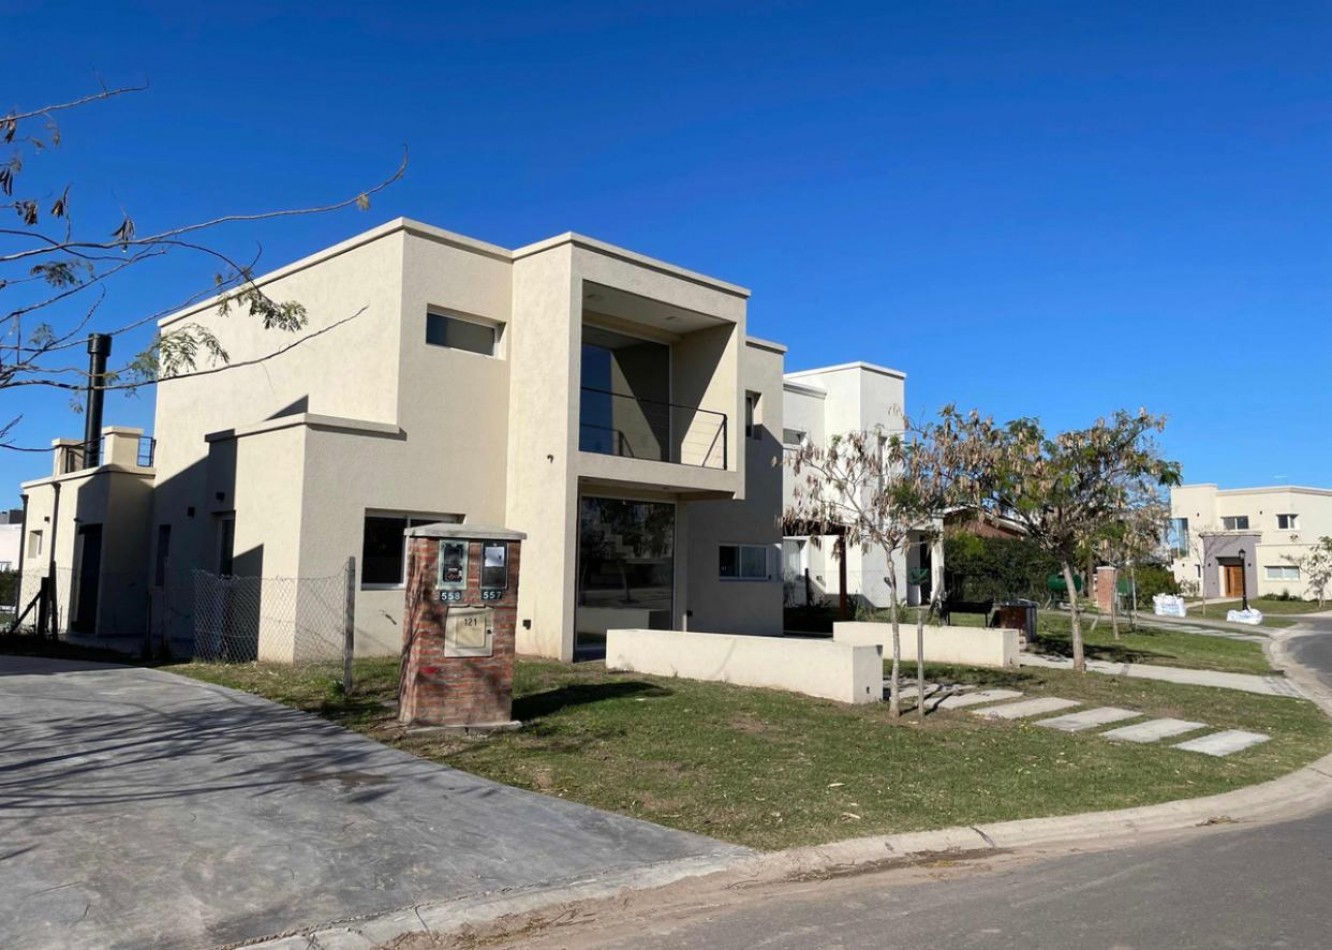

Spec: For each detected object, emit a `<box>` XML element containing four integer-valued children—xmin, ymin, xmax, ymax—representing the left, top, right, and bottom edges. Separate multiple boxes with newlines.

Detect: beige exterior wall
<box><xmin>606</xmin><ymin>628</ymin><xmax>883</xmax><ymax>705</ymax></box>
<box><xmin>1170</xmin><ymin>483</ymin><xmax>1332</xmax><ymax>599</ymax></box>
<box><xmin>834</xmin><ymin>621</ymin><xmax>1019</xmax><ymax>669</ymax></box>
<box><xmin>20</xmin><ymin>435</ymin><xmax>155</xmax><ymax>640</ymax></box>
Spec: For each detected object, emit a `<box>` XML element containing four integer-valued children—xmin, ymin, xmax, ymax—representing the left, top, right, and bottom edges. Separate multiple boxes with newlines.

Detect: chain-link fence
<box><xmin>192</xmin><ymin>562</ymin><xmax>353</xmax><ymax>665</ymax></box>
<box><xmin>4</xmin><ymin>559</ymin><xmax>355</xmax><ymax>678</ymax></box>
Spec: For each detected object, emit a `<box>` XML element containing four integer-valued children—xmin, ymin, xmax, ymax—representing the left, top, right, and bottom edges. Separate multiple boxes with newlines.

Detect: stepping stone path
<box><xmin>1035</xmin><ymin>707</ymin><xmax>1141</xmax><ymax>732</ymax></box>
<box><xmin>971</xmin><ymin>697</ymin><xmax>1081</xmax><ymax>719</ymax></box>
<box><xmin>936</xmin><ymin>689</ymin><xmax>1024</xmax><ymax>709</ymax></box>
<box><xmin>1101</xmin><ymin>718</ymin><xmax>1208</xmax><ymax>743</ymax></box>
<box><xmin>1174</xmin><ymin>730</ymin><xmax>1272</xmax><ymax>757</ymax></box>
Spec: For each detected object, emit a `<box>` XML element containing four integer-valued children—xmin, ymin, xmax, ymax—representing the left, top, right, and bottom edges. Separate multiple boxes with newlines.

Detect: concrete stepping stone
<box><xmin>937</xmin><ymin>689</ymin><xmax>1023</xmax><ymax>710</ymax></box>
<box><xmin>1034</xmin><ymin>707</ymin><xmax>1141</xmax><ymax>732</ymax></box>
<box><xmin>970</xmin><ymin>697</ymin><xmax>1080</xmax><ymax>719</ymax></box>
<box><xmin>1101</xmin><ymin>718</ymin><xmax>1208</xmax><ymax>744</ymax></box>
<box><xmin>1173</xmin><ymin>730</ymin><xmax>1271</xmax><ymax>757</ymax></box>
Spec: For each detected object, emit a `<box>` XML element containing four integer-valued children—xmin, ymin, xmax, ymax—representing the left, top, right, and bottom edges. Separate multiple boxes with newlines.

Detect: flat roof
<box><xmin>785</xmin><ymin>360</ymin><xmax>907</xmax><ymax>381</ymax></box>
<box><xmin>161</xmin><ymin>217</ymin><xmax>750</xmax><ymax>328</ymax></box>
<box><xmin>1175</xmin><ymin>483</ymin><xmax>1332</xmax><ymax>497</ymax></box>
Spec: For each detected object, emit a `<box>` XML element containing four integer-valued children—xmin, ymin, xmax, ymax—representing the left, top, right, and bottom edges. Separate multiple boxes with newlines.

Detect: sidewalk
<box><xmin>1018</xmin><ymin>652</ymin><xmax>1306</xmax><ymax>698</ymax></box>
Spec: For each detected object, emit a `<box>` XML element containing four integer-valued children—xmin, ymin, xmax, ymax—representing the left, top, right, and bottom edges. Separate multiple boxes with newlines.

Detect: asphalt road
<box><xmin>518</xmin><ymin>618</ymin><xmax>1332</xmax><ymax>950</ymax></box>
<box><xmin>0</xmin><ymin>657</ymin><xmax>745</xmax><ymax>950</ymax></box>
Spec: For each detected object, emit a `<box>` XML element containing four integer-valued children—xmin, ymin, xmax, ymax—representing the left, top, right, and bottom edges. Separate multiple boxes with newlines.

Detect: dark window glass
<box><xmin>578</xmin><ymin>497</ymin><xmax>674</xmax><ymax>611</ymax></box>
<box><xmin>155</xmin><ymin>525</ymin><xmax>172</xmax><ymax>587</ymax></box>
<box><xmin>362</xmin><ymin>516</ymin><xmax>408</xmax><ymax>584</ymax></box>
<box><xmin>719</xmin><ymin>545</ymin><xmax>739</xmax><ymax>578</ymax></box>
<box><xmin>426</xmin><ymin>313</ymin><xmax>497</xmax><ymax>355</ymax></box>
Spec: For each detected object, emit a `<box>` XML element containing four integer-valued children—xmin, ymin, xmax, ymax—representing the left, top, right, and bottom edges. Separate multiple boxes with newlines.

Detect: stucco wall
<box><xmin>834</xmin><ymin>621</ymin><xmax>1019</xmax><ymax>669</ymax></box>
<box><xmin>606</xmin><ymin>628</ymin><xmax>883</xmax><ymax>704</ymax></box>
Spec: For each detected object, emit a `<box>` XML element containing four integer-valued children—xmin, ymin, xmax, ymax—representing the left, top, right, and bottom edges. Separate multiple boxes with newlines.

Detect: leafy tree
<box><xmin>785</xmin><ymin>420</ymin><xmax>950</xmax><ymax>718</ymax></box>
<box><xmin>1294</xmin><ymin>538</ymin><xmax>1332</xmax><ymax>607</ymax></box>
<box><xmin>931</xmin><ymin>407</ymin><xmax>1181</xmax><ymax>672</ymax></box>
<box><xmin>1</xmin><ymin>85</ymin><xmax>404</xmax><ymax>447</ymax></box>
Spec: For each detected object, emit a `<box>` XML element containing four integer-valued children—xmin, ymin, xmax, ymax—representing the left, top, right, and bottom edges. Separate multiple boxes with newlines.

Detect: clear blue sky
<box><xmin>5</xmin><ymin>0</ymin><xmax>1330</xmax><ymax>504</ymax></box>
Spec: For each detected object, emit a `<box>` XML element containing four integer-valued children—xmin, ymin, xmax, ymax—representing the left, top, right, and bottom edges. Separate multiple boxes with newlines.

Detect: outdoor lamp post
<box><xmin>1238</xmin><ymin>547</ymin><xmax>1249</xmax><ymax>612</ymax></box>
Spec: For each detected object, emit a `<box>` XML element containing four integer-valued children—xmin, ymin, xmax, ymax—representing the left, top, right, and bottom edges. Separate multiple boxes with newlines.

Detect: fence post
<box><xmin>343</xmin><ymin>556</ymin><xmax>356</xmax><ymax>695</ymax></box>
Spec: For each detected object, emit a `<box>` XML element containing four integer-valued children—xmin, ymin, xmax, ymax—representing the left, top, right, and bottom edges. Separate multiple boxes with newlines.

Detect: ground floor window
<box><xmin>361</xmin><ymin>511</ymin><xmax>462</xmax><ymax>587</ymax></box>
<box><xmin>577</xmin><ymin>497</ymin><xmax>675</xmax><ymax>611</ymax></box>
<box><xmin>720</xmin><ymin>543</ymin><xmax>773</xmax><ymax>581</ymax></box>
<box><xmin>1264</xmin><ymin>565</ymin><xmax>1301</xmax><ymax>581</ymax></box>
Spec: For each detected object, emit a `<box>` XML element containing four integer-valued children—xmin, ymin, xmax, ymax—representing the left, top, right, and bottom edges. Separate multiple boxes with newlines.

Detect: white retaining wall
<box><xmin>834</xmin><ymin>621</ymin><xmax>1019</xmax><ymax>669</ymax></box>
<box><xmin>605</xmin><ymin>629</ymin><xmax>884</xmax><ymax>705</ymax></box>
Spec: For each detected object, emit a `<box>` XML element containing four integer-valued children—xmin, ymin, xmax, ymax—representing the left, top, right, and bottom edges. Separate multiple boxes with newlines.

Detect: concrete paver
<box><xmin>970</xmin><ymin>697</ymin><xmax>1080</xmax><ymax>719</ymax></box>
<box><xmin>0</xmin><ymin>657</ymin><xmax>746</xmax><ymax>950</ymax></box>
<box><xmin>936</xmin><ymin>688</ymin><xmax>1023</xmax><ymax>709</ymax></box>
<box><xmin>1100</xmin><ymin>718</ymin><xmax>1209</xmax><ymax>743</ymax></box>
<box><xmin>1034</xmin><ymin>706</ymin><xmax>1141</xmax><ymax>732</ymax></box>
<box><xmin>1173</xmin><ymin>729</ymin><xmax>1272</xmax><ymax>757</ymax></box>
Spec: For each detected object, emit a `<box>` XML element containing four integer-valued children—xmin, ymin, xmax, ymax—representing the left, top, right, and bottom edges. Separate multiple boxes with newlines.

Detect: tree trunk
<box><xmin>916</xmin><ymin>608</ymin><xmax>926</xmax><ymax>722</ymax></box>
<box><xmin>887</xmin><ymin>561</ymin><xmax>901</xmax><ymax>719</ymax></box>
<box><xmin>1063</xmin><ymin>560</ymin><xmax>1085</xmax><ymax>672</ymax></box>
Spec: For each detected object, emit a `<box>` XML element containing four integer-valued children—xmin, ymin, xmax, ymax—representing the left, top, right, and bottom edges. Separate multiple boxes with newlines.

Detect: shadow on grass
<box><xmin>1033</xmin><ymin>637</ymin><xmax>1165</xmax><ymax>666</ymax></box>
<box><xmin>515</xmin><ymin>680</ymin><xmax>673</xmax><ymax>721</ymax></box>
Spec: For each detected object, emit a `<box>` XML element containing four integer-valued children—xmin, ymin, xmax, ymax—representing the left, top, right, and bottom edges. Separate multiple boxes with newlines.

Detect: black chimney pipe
<box><xmin>83</xmin><ymin>333</ymin><xmax>112</xmax><ymax>467</ymax></box>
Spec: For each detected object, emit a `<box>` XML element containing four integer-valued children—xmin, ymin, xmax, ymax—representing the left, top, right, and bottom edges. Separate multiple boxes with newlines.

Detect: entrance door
<box><xmin>1224</xmin><ymin>563</ymin><xmax>1244</xmax><ymax>597</ymax></box>
<box><xmin>72</xmin><ymin>523</ymin><xmax>103</xmax><ymax>633</ymax></box>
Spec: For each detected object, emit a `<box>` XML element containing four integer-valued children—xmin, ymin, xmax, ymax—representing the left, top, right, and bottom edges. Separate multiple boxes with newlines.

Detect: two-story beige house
<box><xmin>1168</xmin><ymin>483</ymin><xmax>1332</xmax><ymax>600</ymax></box>
<box><xmin>21</xmin><ymin>219</ymin><xmax>790</xmax><ymax>660</ymax></box>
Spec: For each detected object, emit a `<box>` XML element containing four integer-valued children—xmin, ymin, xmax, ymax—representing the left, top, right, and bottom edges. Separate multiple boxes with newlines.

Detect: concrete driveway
<box><xmin>0</xmin><ymin>657</ymin><xmax>746</xmax><ymax>950</ymax></box>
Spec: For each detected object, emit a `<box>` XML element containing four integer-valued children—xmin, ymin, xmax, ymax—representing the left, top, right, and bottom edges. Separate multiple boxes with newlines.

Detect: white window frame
<box><xmin>361</xmin><ymin>510</ymin><xmax>463</xmax><ymax>590</ymax></box>
<box><xmin>1277</xmin><ymin>513</ymin><xmax>1299</xmax><ymax>530</ymax></box>
<box><xmin>27</xmin><ymin>530</ymin><xmax>42</xmax><ymax>559</ymax></box>
<box><xmin>425</xmin><ymin>309</ymin><xmax>504</xmax><ymax>358</ymax></box>
<box><xmin>1222</xmin><ymin>515</ymin><xmax>1250</xmax><ymax>531</ymax></box>
<box><xmin>719</xmin><ymin>542</ymin><xmax>775</xmax><ymax>582</ymax></box>
<box><xmin>1264</xmin><ymin>565</ymin><xmax>1301</xmax><ymax>581</ymax></box>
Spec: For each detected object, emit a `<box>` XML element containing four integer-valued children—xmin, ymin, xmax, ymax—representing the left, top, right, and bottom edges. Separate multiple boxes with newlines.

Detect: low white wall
<box><xmin>834</xmin><ymin>621</ymin><xmax>1019</xmax><ymax>670</ymax></box>
<box><xmin>606</xmin><ymin>629</ymin><xmax>883</xmax><ymax>705</ymax></box>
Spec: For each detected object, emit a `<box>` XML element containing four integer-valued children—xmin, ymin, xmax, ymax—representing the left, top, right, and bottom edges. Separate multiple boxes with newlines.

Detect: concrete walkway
<box><xmin>1019</xmin><ymin>652</ymin><xmax>1306</xmax><ymax>698</ymax></box>
<box><xmin>0</xmin><ymin>657</ymin><xmax>746</xmax><ymax>950</ymax></box>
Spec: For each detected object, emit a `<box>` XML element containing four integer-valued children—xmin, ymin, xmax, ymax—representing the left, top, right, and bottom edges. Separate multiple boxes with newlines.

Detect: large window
<box><xmin>426</xmin><ymin>311</ymin><xmax>499</xmax><ymax>356</ymax></box>
<box><xmin>1222</xmin><ymin>515</ymin><xmax>1250</xmax><ymax>531</ymax></box>
<box><xmin>577</xmin><ymin>497</ymin><xmax>675</xmax><ymax>611</ymax></box>
<box><xmin>1265</xmin><ymin>565</ymin><xmax>1301</xmax><ymax>581</ymax></box>
<box><xmin>362</xmin><ymin>512</ymin><xmax>462</xmax><ymax>587</ymax></box>
<box><xmin>1277</xmin><ymin>513</ymin><xmax>1299</xmax><ymax>530</ymax></box>
<box><xmin>720</xmin><ymin>543</ymin><xmax>773</xmax><ymax>581</ymax></box>
<box><xmin>1166</xmin><ymin>517</ymin><xmax>1189</xmax><ymax>557</ymax></box>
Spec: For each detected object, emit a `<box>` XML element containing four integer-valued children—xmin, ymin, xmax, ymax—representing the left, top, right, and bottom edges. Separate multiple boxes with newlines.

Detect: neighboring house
<box><xmin>780</xmin><ymin>362</ymin><xmax>944</xmax><ymax>610</ymax></box>
<box><xmin>1168</xmin><ymin>483</ymin><xmax>1332</xmax><ymax>600</ymax></box>
<box><xmin>0</xmin><ymin>508</ymin><xmax>22</xmax><ymax>573</ymax></box>
<box><xmin>20</xmin><ymin>219</ymin><xmax>791</xmax><ymax>659</ymax></box>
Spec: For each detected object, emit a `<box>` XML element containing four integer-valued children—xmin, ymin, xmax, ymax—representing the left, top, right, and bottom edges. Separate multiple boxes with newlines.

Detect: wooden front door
<box><xmin>1224</xmin><ymin>563</ymin><xmax>1244</xmax><ymax>597</ymax></box>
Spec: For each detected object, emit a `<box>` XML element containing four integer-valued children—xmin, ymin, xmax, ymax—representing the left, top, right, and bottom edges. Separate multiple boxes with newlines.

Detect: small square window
<box><xmin>719</xmin><ymin>543</ymin><xmax>772</xmax><ymax>581</ymax></box>
<box><xmin>1221</xmin><ymin>516</ymin><xmax>1250</xmax><ymax>531</ymax></box>
<box><xmin>782</xmin><ymin>428</ymin><xmax>807</xmax><ymax>446</ymax></box>
<box><xmin>426</xmin><ymin>312</ymin><xmax>499</xmax><ymax>356</ymax></box>
<box><xmin>1277</xmin><ymin>513</ymin><xmax>1299</xmax><ymax>530</ymax></box>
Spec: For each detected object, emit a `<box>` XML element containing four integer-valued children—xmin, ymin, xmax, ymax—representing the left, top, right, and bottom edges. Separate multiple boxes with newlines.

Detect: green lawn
<box><xmin>890</xmin><ymin>607</ymin><xmax>1274</xmax><ymax>676</ymax></box>
<box><xmin>1189</xmin><ymin>596</ymin><xmax>1328</xmax><ymax>620</ymax></box>
<box><xmin>170</xmin><ymin>655</ymin><xmax>1331</xmax><ymax>851</ymax></box>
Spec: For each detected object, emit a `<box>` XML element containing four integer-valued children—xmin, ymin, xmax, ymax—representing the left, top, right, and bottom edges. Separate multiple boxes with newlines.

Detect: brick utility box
<box><xmin>399</xmin><ymin>523</ymin><xmax>525</xmax><ymax>730</ymax></box>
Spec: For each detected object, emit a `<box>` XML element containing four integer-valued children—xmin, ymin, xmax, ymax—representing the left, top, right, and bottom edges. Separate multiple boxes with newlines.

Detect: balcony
<box><xmin>54</xmin><ymin>433</ymin><xmax>156</xmax><ymax>476</ymax></box>
<box><xmin>579</xmin><ymin>387</ymin><xmax>728</xmax><ymax>470</ymax></box>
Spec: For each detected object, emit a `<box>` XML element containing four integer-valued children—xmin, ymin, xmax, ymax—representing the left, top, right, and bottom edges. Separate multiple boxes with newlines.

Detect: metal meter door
<box><xmin>443</xmin><ymin>606</ymin><xmax>495</xmax><ymax>657</ymax></box>
<box><xmin>438</xmin><ymin>539</ymin><xmax>469</xmax><ymax>603</ymax></box>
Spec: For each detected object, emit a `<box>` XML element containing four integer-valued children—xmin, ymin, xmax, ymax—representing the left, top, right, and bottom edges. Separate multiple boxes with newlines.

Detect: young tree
<box><xmin>1</xmin><ymin>85</ymin><xmax>405</xmax><ymax>446</ymax></box>
<box><xmin>931</xmin><ymin>407</ymin><xmax>1181</xmax><ymax>672</ymax></box>
<box><xmin>1095</xmin><ymin>494</ymin><xmax>1169</xmax><ymax>639</ymax></box>
<box><xmin>784</xmin><ymin>420</ymin><xmax>948</xmax><ymax>718</ymax></box>
<box><xmin>1294</xmin><ymin>538</ymin><xmax>1332</xmax><ymax>607</ymax></box>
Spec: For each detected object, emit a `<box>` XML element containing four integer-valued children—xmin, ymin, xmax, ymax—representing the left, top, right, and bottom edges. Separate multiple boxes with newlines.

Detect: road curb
<box><xmin>240</xmin><ymin>633</ymin><xmax>1332</xmax><ymax>949</ymax></box>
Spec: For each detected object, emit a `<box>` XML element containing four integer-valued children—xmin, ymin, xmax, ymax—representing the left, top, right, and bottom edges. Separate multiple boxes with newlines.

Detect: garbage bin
<box><xmin>994</xmin><ymin>599</ymin><xmax>1038</xmax><ymax>647</ymax></box>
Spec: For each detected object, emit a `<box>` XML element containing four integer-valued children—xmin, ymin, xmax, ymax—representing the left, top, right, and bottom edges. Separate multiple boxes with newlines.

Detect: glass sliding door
<box><xmin>575</xmin><ymin>496</ymin><xmax>675</xmax><ymax>657</ymax></box>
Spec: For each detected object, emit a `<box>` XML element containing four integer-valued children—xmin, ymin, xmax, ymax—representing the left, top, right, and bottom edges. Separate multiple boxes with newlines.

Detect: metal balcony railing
<box><xmin>579</xmin><ymin>387</ymin><xmax>728</xmax><ymax>470</ymax></box>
